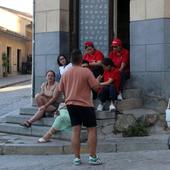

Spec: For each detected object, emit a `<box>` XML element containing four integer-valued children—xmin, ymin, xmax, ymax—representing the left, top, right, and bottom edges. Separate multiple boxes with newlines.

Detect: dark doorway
<box><xmin>17</xmin><ymin>49</ymin><xmax>21</xmax><ymax>72</ymax></box>
<box><xmin>6</xmin><ymin>46</ymin><xmax>11</xmax><ymax>73</ymax></box>
<box><xmin>109</xmin><ymin>0</ymin><xmax>130</xmax><ymax>51</ymax></box>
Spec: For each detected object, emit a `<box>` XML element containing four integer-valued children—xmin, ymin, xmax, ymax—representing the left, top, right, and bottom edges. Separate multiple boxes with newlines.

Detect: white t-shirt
<box><xmin>59</xmin><ymin>63</ymin><xmax>72</xmax><ymax>75</ymax></box>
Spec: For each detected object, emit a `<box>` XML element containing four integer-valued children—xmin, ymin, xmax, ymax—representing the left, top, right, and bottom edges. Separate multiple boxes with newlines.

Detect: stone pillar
<box><xmin>79</xmin><ymin>0</ymin><xmax>109</xmax><ymax>56</ymax></box>
<box><xmin>33</xmin><ymin>0</ymin><xmax>69</xmax><ymax>96</ymax></box>
<box><xmin>130</xmin><ymin>0</ymin><xmax>170</xmax><ymax>98</ymax></box>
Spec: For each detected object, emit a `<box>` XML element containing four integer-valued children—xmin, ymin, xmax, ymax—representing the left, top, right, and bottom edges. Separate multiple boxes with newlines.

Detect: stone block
<box><xmin>35</xmin><ymin>12</ymin><xmax>46</xmax><ymax>33</ymax></box>
<box><xmin>47</xmin><ymin>10</ymin><xmax>60</xmax><ymax>32</ymax></box>
<box><xmin>130</xmin><ymin>0</ymin><xmax>146</xmax><ymax>21</ymax></box>
<box><xmin>164</xmin><ymin>0</ymin><xmax>170</xmax><ymax>18</ymax></box>
<box><xmin>97</xmin><ymin>119</ymin><xmax>115</xmax><ymax>127</ymax></box>
<box><xmin>35</xmin><ymin>32</ymin><xmax>60</xmax><ymax>55</ymax></box>
<box><xmin>146</xmin><ymin>44</ymin><xmax>164</xmax><ymax>72</ymax></box>
<box><xmin>35</xmin><ymin>55</ymin><xmax>46</xmax><ymax>76</ymax></box>
<box><xmin>130</xmin><ymin>21</ymin><xmax>147</xmax><ymax>45</ymax></box>
<box><xmin>3</xmin><ymin>144</ymin><xmax>63</xmax><ymax>155</ymax></box>
<box><xmin>117</xmin><ymin>142</ymin><xmax>167</xmax><ymax>152</ymax></box>
<box><xmin>20</xmin><ymin>107</ymin><xmax>38</xmax><ymax>115</ymax></box>
<box><xmin>35</xmin><ymin>0</ymin><xmax>60</xmax><ymax>12</ymax></box>
<box><xmin>115</xmin><ymin>114</ymin><xmax>136</xmax><ymax>132</ymax></box>
<box><xmin>96</xmin><ymin>111</ymin><xmax>116</xmax><ymax>119</ymax></box>
<box><xmin>101</xmin><ymin>125</ymin><xmax>114</xmax><ymax>135</ymax></box>
<box><xmin>130</xmin><ymin>45</ymin><xmax>146</xmax><ymax>72</ymax></box>
<box><xmin>0</xmin><ymin>123</ymin><xmax>32</xmax><ymax>136</ymax></box>
<box><xmin>146</xmin><ymin>0</ymin><xmax>164</xmax><ymax>19</ymax></box>
<box><xmin>117</xmin><ymin>98</ymin><xmax>143</xmax><ymax>111</ymax></box>
<box><xmin>97</xmin><ymin>143</ymin><xmax>116</xmax><ymax>153</ymax></box>
<box><xmin>123</xmin><ymin>89</ymin><xmax>142</xmax><ymax>99</ymax></box>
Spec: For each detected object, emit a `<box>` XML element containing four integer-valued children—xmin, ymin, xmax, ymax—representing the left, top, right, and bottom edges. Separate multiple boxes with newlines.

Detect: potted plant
<box><xmin>2</xmin><ymin>52</ymin><xmax>9</xmax><ymax>77</ymax></box>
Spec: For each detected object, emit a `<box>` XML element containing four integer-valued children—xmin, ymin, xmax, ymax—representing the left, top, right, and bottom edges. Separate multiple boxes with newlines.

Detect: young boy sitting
<box><xmin>97</xmin><ymin>58</ymin><xmax>120</xmax><ymax>112</ymax></box>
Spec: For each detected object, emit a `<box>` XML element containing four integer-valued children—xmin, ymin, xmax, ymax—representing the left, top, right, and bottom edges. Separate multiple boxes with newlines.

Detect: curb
<box><xmin>0</xmin><ymin>79</ymin><xmax>31</xmax><ymax>89</ymax></box>
<box><xmin>0</xmin><ymin>138</ymin><xmax>168</xmax><ymax>155</ymax></box>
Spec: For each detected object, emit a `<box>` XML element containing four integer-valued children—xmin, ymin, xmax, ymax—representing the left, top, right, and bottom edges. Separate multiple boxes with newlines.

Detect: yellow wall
<box><xmin>0</xmin><ymin>8</ymin><xmax>31</xmax><ymax>36</ymax></box>
<box><xmin>0</xmin><ymin>35</ymin><xmax>28</xmax><ymax>76</ymax></box>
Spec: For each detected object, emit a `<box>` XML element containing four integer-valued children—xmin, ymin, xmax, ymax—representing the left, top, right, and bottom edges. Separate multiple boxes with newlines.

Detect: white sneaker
<box><xmin>109</xmin><ymin>104</ymin><xmax>116</xmax><ymax>112</ymax></box>
<box><xmin>97</xmin><ymin>104</ymin><xmax>104</xmax><ymax>111</ymax></box>
<box><xmin>117</xmin><ymin>93</ymin><xmax>123</xmax><ymax>101</ymax></box>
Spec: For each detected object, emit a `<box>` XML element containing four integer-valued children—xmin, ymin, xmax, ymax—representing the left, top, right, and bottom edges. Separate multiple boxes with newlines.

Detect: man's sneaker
<box><xmin>97</xmin><ymin>104</ymin><xmax>104</xmax><ymax>111</ymax></box>
<box><xmin>109</xmin><ymin>104</ymin><xmax>116</xmax><ymax>112</ymax></box>
<box><xmin>88</xmin><ymin>155</ymin><xmax>102</xmax><ymax>165</ymax></box>
<box><xmin>117</xmin><ymin>93</ymin><xmax>123</xmax><ymax>101</ymax></box>
<box><xmin>73</xmin><ymin>157</ymin><xmax>81</xmax><ymax>166</ymax></box>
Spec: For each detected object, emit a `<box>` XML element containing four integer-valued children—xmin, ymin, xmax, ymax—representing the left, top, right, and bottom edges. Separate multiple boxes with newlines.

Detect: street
<box><xmin>0</xmin><ymin>150</ymin><xmax>170</xmax><ymax>170</ymax></box>
<box><xmin>0</xmin><ymin>81</ymin><xmax>31</xmax><ymax>118</ymax></box>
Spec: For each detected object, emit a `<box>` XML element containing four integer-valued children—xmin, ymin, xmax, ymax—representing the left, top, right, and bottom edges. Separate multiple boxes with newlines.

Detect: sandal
<box><xmin>20</xmin><ymin>120</ymin><xmax>32</xmax><ymax>128</ymax></box>
<box><xmin>38</xmin><ymin>137</ymin><xmax>50</xmax><ymax>143</ymax></box>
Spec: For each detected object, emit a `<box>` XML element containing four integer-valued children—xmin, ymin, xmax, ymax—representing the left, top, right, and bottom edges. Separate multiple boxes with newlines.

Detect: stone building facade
<box><xmin>33</xmin><ymin>0</ymin><xmax>170</xmax><ymax>100</ymax></box>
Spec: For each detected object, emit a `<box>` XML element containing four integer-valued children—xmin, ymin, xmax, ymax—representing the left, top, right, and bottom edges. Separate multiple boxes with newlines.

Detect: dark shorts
<box><xmin>67</xmin><ymin>105</ymin><xmax>97</xmax><ymax>128</ymax></box>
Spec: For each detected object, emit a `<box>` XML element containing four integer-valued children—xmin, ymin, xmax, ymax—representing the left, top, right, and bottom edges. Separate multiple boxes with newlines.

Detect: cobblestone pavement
<box><xmin>0</xmin><ymin>150</ymin><xmax>170</xmax><ymax>170</ymax></box>
<box><xmin>0</xmin><ymin>81</ymin><xmax>31</xmax><ymax>118</ymax></box>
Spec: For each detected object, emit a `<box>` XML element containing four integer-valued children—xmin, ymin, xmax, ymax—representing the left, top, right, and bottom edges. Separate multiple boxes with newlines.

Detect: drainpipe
<box><xmin>31</xmin><ymin>0</ymin><xmax>35</xmax><ymax>100</ymax></box>
<box><xmin>113</xmin><ymin>0</ymin><xmax>117</xmax><ymax>38</ymax></box>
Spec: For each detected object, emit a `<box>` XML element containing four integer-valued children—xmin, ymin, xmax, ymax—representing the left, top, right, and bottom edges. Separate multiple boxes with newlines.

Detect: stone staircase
<box><xmin>0</xmin><ymin>88</ymin><xmax>168</xmax><ymax>155</ymax></box>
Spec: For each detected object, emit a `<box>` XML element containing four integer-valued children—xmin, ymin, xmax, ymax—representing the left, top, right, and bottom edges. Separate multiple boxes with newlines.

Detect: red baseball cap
<box><xmin>84</xmin><ymin>41</ymin><xmax>94</xmax><ymax>47</ymax></box>
<box><xmin>111</xmin><ymin>38</ymin><xmax>122</xmax><ymax>47</ymax></box>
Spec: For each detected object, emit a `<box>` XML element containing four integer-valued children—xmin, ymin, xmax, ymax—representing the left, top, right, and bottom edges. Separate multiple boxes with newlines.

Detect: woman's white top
<box><xmin>59</xmin><ymin>63</ymin><xmax>72</xmax><ymax>75</ymax></box>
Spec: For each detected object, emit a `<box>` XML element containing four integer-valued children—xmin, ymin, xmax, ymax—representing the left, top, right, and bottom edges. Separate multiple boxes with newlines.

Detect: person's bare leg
<box><xmin>72</xmin><ymin>125</ymin><xmax>81</xmax><ymax>158</ymax></box>
<box><xmin>28</xmin><ymin>105</ymin><xmax>56</xmax><ymax>124</ymax></box>
<box><xmin>42</xmin><ymin>127</ymin><xmax>57</xmax><ymax>141</ymax></box>
<box><xmin>35</xmin><ymin>94</ymin><xmax>46</xmax><ymax>107</ymax></box>
<box><xmin>87</xmin><ymin>127</ymin><xmax>97</xmax><ymax>156</ymax></box>
<box><xmin>28</xmin><ymin>108</ymin><xmax>45</xmax><ymax>124</ymax></box>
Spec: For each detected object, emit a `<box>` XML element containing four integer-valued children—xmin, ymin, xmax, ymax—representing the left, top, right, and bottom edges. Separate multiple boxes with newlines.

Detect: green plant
<box><xmin>122</xmin><ymin>119</ymin><xmax>149</xmax><ymax>137</ymax></box>
<box><xmin>2</xmin><ymin>52</ymin><xmax>9</xmax><ymax>77</ymax></box>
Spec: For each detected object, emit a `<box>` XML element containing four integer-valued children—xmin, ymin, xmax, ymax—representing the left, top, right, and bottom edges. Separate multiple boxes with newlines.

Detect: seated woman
<box><xmin>97</xmin><ymin>58</ymin><xmax>120</xmax><ymax>112</ymax></box>
<box><xmin>38</xmin><ymin>103</ymin><xmax>71</xmax><ymax>143</ymax></box>
<box><xmin>20</xmin><ymin>70</ymin><xmax>63</xmax><ymax>128</ymax></box>
<box><xmin>109</xmin><ymin>38</ymin><xmax>130</xmax><ymax>100</ymax></box>
<box><xmin>56</xmin><ymin>54</ymin><xmax>72</xmax><ymax>81</ymax></box>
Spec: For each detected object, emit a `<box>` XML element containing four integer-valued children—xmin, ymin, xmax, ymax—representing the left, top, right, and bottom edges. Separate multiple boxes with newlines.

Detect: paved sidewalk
<box><xmin>0</xmin><ymin>74</ymin><xmax>31</xmax><ymax>88</ymax></box>
<box><xmin>1</xmin><ymin>150</ymin><xmax>170</xmax><ymax>170</ymax></box>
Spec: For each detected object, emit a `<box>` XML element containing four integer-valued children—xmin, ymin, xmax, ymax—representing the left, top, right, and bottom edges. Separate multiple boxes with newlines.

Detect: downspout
<box><xmin>113</xmin><ymin>0</ymin><xmax>117</xmax><ymax>38</ymax></box>
<box><xmin>31</xmin><ymin>0</ymin><xmax>35</xmax><ymax>100</ymax></box>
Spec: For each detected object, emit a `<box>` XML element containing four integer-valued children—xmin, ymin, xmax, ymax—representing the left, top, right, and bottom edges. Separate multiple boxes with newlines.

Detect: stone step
<box><xmin>117</xmin><ymin>98</ymin><xmax>143</xmax><ymax>111</ymax></box>
<box><xmin>19</xmin><ymin>107</ymin><xmax>37</xmax><ymax>115</ymax></box>
<box><xmin>6</xmin><ymin>115</ymin><xmax>54</xmax><ymax>127</ymax></box>
<box><xmin>6</xmin><ymin>114</ymin><xmax>116</xmax><ymax>128</ymax></box>
<box><xmin>0</xmin><ymin>123</ymin><xmax>87</xmax><ymax>142</ymax></box>
<box><xmin>96</xmin><ymin>110</ymin><xmax>116</xmax><ymax>119</ymax></box>
<box><xmin>0</xmin><ymin>133</ymin><xmax>168</xmax><ymax>155</ymax></box>
<box><xmin>123</xmin><ymin>89</ymin><xmax>142</xmax><ymax>99</ymax></box>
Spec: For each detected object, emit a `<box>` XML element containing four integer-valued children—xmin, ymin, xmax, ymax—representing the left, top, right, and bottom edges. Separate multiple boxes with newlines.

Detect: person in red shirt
<box><xmin>97</xmin><ymin>58</ymin><xmax>120</xmax><ymax>112</ymax></box>
<box><xmin>83</xmin><ymin>41</ymin><xmax>104</xmax><ymax>99</ymax></box>
<box><xmin>109</xmin><ymin>38</ymin><xmax>130</xmax><ymax>100</ymax></box>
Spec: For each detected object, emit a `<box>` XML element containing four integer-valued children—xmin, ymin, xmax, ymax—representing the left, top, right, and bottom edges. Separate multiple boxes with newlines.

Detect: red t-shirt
<box><xmin>83</xmin><ymin>49</ymin><xmax>104</xmax><ymax>63</ymax></box>
<box><xmin>103</xmin><ymin>68</ymin><xmax>120</xmax><ymax>92</ymax></box>
<box><xmin>109</xmin><ymin>48</ymin><xmax>129</xmax><ymax>75</ymax></box>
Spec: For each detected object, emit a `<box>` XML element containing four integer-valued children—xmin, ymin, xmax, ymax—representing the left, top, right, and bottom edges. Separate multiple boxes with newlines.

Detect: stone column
<box><xmin>33</xmin><ymin>0</ymin><xmax>69</xmax><ymax>97</ymax></box>
<box><xmin>130</xmin><ymin>0</ymin><xmax>170</xmax><ymax>99</ymax></box>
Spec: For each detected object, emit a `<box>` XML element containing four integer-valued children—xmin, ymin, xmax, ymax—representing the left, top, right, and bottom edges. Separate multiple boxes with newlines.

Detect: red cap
<box><xmin>111</xmin><ymin>38</ymin><xmax>122</xmax><ymax>47</ymax></box>
<box><xmin>84</xmin><ymin>41</ymin><xmax>94</xmax><ymax>47</ymax></box>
